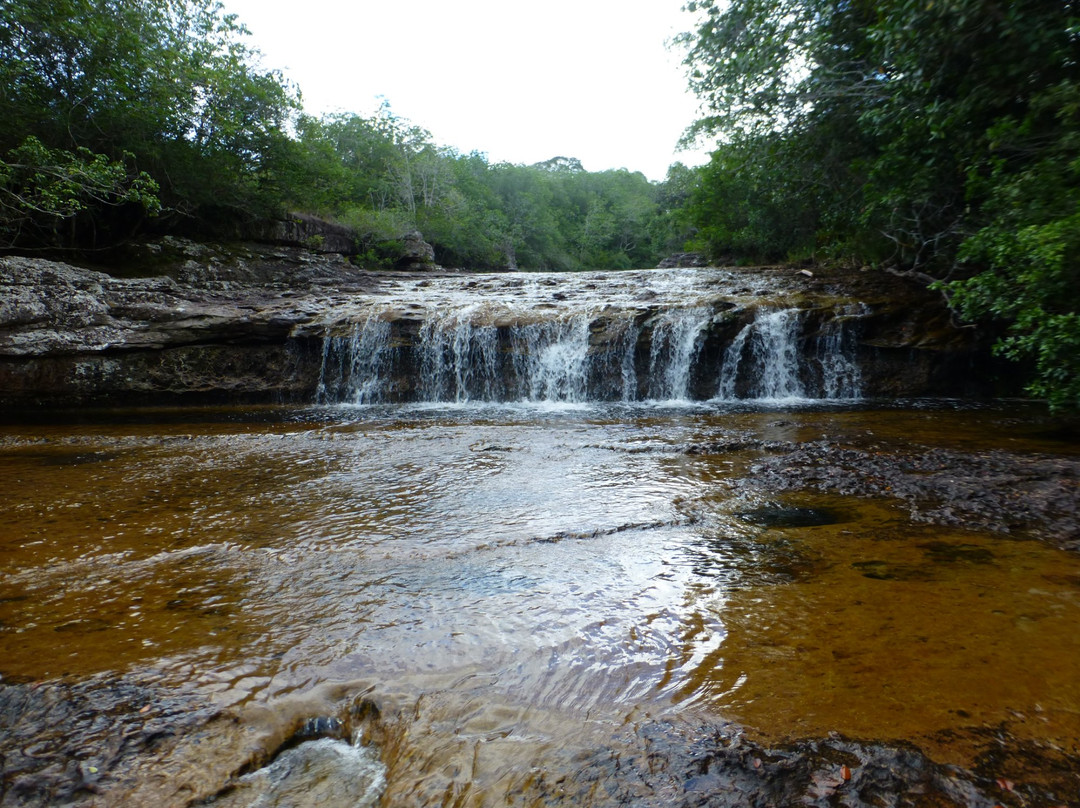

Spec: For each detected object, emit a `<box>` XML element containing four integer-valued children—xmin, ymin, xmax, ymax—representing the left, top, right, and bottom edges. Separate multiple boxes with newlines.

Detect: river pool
<box><xmin>1</xmin><ymin>400</ymin><xmax>1078</xmax><ymax>806</ymax></box>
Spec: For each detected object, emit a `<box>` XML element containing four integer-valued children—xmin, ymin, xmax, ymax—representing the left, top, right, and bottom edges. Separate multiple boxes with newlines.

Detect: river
<box><xmin>1</xmin><ymin>399</ymin><xmax>1078</xmax><ymax>807</ymax></box>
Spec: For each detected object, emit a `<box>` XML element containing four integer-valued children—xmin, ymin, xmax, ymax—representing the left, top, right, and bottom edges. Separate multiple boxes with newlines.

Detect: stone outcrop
<box><xmin>0</xmin><ymin>244</ymin><xmax>386</xmax><ymax>407</ymax></box>
<box><xmin>0</xmin><ymin>249</ymin><xmax>994</xmax><ymax>410</ymax></box>
<box><xmin>657</xmin><ymin>252</ymin><xmax>710</xmax><ymax>268</ymax></box>
<box><xmin>261</xmin><ymin>212</ymin><xmax>360</xmax><ymax>255</ymax></box>
<box><xmin>394</xmin><ymin>230</ymin><xmax>438</xmax><ymax>270</ymax></box>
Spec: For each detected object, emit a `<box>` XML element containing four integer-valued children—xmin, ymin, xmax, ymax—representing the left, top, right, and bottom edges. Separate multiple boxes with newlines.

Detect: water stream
<box><xmin>0</xmin><ymin>270</ymin><xmax>1077</xmax><ymax>806</ymax></box>
<box><xmin>1</xmin><ymin>401</ymin><xmax>1078</xmax><ymax>806</ymax></box>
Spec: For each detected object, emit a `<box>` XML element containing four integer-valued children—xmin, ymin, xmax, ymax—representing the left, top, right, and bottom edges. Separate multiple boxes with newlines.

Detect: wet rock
<box><xmin>2</xmin><ymin>674</ymin><xmax>1076</xmax><ymax>807</ymax></box>
<box><xmin>0</xmin><ymin>252</ymin><xmax>359</xmax><ymax>407</ymax></box>
<box><xmin>0</xmin><ymin>674</ymin><xmax>393</xmax><ymax>807</ymax></box>
<box><xmin>736</xmin><ymin>504</ymin><xmax>844</xmax><ymax>528</ymax></box>
<box><xmin>657</xmin><ymin>252</ymin><xmax>711</xmax><ymax>268</ymax></box>
<box><xmin>851</xmin><ymin>559</ymin><xmax>933</xmax><ymax>581</ymax></box>
<box><xmin>749</xmin><ymin>443</ymin><xmax>1080</xmax><ymax>553</ymax></box>
<box><xmin>293</xmin><ymin>716</ymin><xmax>346</xmax><ymax>742</ymax></box>
<box><xmin>537</xmin><ymin>721</ymin><xmax>1076</xmax><ymax>808</ymax></box>
<box><xmin>202</xmin><ymin>738</ymin><xmax>385</xmax><ymax>808</ymax></box>
<box><xmin>680</xmin><ymin>424</ymin><xmax>1080</xmax><ymax>558</ymax></box>
<box><xmin>0</xmin><ymin>675</ymin><xmax>219</xmax><ymax>807</ymax></box>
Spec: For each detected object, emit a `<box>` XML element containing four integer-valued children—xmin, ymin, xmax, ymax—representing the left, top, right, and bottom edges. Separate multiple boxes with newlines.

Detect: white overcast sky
<box><xmin>221</xmin><ymin>0</ymin><xmax>712</xmax><ymax>181</ymax></box>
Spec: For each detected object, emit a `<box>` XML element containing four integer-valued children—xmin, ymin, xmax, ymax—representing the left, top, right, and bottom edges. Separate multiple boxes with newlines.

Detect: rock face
<box><xmin>657</xmin><ymin>252</ymin><xmax>710</xmax><ymax>268</ymax></box>
<box><xmin>0</xmin><ymin>245</ymin><xmax>378</xmax><ymax>407</ymax></box>
<box><xmin>394</xmin><ymin>230</ymin><xmax>438</xmax><ymax>270</ymax></box>
<box><xmin>262</xmin><ymin>212</ymin><xmax>360</xmax><ymax>255</ymax></box>
<box><xmin>0</xmin><ymin>249</ymin><xmax>994</xmax><ymax>409</ymax></box>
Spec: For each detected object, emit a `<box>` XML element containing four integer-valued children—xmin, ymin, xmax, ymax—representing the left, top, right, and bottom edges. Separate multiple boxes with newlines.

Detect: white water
<box><xmin>312</xmin><ymin>269</ymin><xmax>866</xmax><ymax>405</ymax></box>
<box><xmin>209</xmin><ymin>738</ymin><xmax>386</xmax><ymax>808</ymax></box>
<box><xmin>315</xmin><ymin>314</ymin><xmax>394</xmax><ymax>405</ymax></box>
<box><xmin>647</xmin><ymin>307</ymin><xmax>713</xmax><ymax>401</ymax></box>
<box><xmin>714</xmin><ymin>307</ymin><xmax>862</xmax><ymax>402</ymax></box>
<box><xmin>716</xmin><ymin>309</ymin><xmax>804</xmax><ymax>401</ymax></box>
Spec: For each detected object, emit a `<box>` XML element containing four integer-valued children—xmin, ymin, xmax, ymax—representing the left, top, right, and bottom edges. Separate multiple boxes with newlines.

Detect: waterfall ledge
<box><xmin>0</xmin><ymin>250</ymin><xmax>995</xmax><ymax>409</ymax></box>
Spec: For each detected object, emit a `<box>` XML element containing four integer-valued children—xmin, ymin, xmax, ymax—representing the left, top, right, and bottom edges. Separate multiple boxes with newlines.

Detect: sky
<box><xmin>221</xmin><ymin>0</ymin><xmax>712</xmax><ymax>181</ymax></box>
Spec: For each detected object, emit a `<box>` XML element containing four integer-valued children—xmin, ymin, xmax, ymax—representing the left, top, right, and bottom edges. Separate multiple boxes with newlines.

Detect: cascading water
<box><xmin>717</xmin><ymin>308</ymin><xmax>805</xmax><ymax>401</ymax></box>
<box><xmin>510</xmin><ymin>317</ymin><xmax>593</xmax><ymax>403</ymax></box>
<box><xmin>716</xmin><ymin>307</ymin><xmax>864</xmax><ymax>401</ymax></box>
<box><xmin>315</xmin><ymin>314</ymin><xmax>394</xmax><ymax>405</ymax></box>
<box><xmin>417</xmin><ymin>308</ymin><xmax>501</xmax><ymax>403</ymax></box>
<box><xmin>646</xmin><ymin>307</ymin><xmax>713</xmax><ymax>401</ymax></box>
<box><xmin>313</xmin><ymin>269</ymin><xmax>867</xmax><ymax>405</ymax></box>
<box><xmin>815</xmin><ymin>303</ymin><xmax>867</xmax><ymax>400</ymax></box>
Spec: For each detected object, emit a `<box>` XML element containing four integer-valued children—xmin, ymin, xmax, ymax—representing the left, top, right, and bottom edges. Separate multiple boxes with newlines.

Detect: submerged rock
<box><xmin>0</xmin><ymin>675</ymin><xmax>220</xmax><ymax>806</ymax></box>
<box><xmin>735</xmin><ymin>504</ymin><xmax>844</xmax><ymax>528</ymax></box>
<box><xmin>748</xmin><ymin>443</ymin><xmax>1080</xmax><ymax>552</ymax></box>
<box><xmin>596</xmin><ymin>721</ymin><xmax>1077</xmax><ymax>808</ymax></box>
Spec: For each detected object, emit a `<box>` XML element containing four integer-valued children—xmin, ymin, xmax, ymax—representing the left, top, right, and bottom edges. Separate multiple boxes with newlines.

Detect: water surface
<box><xmin>1</xmin><ymin>401</ymin><xmax>1077</xmax><ymax>804</ymax></box>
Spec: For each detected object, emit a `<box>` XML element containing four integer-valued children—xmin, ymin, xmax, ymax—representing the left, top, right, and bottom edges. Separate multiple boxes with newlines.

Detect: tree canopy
<box><xmin>0</xmin><ymin>0</ymin><xmax>299</xmax><ymax>244</ymax></box>
<box><xmin>678</xmin><ymin>0</ymin><xmax>1080</xmax><ymax>409</ymax></box>
<box><xmin>0</xmin><ymin>0</ymin><xmax>681</xmax><ymax>269</ymax></box>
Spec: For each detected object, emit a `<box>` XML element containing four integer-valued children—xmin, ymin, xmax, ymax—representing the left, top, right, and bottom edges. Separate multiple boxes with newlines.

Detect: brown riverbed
<box><xmin>1</xmin><ymin>401</ymin><xmax>1078</xmax><ymax>806</ymax></box>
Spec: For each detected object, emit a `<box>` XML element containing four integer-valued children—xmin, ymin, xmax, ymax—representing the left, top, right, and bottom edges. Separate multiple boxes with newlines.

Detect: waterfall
<box><xmin>646</xmin><ymin>307</ymin><xmax>713</xmax><ymax>401</ymax></box>
<box><xmin>316</xmin><ymin>315</ymin><xmax>394</xmax><ymax>405</ymax></box>
<box><xmin>312</xmin><ymin>270</ymin><xmax>867</xmax><ymax>405</ymax></box>
<box><xmin>510</xmin><ymin>318</ymin><xmax>592</xmax><ymax>403</ymax></box>
<box><xmin>417</xmin><ymin>308</ymin><xmax>500</xmax><ymax>403</ymax></box>
<box><xmin>815</xmin><ymin>303</ymin><xmax>866</xmax><ymax>400</ymax></box>
<box><xmin>716</xmin><ymin>307</ymin><xmax>863</xmax><ymax>401</ymax></box>
<box><xmin>715</xmin><ymin>320</ymin><xmax>751</xmax><ymax>401</ymax></box>
<box><xmin>717</xmin><ymin>309</ymin><xmax>805</xmax><ymax>400</ymax></box>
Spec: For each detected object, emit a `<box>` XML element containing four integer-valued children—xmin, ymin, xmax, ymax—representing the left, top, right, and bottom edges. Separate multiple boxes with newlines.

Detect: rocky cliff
<box><xmin>0</xmin><ymin>241</ymin><xmax>381</xmax><ymax>407</ymax></box>
<box><xmin>0</xmin><ymin>243</ymin><xmax>995</xmax><ymax>409</ymax></box>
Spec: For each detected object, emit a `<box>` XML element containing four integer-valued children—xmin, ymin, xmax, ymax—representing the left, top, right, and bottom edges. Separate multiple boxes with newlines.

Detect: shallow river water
<box><xmin>1</xmin><ymin>401</ymin><xmax>1078</xmax><ymax>806</ymax></box>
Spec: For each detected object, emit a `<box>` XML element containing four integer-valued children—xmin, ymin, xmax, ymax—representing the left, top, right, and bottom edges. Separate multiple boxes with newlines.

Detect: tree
<box><xmin>0</xmin><ymin>0</ymin><xmax>300</xmax><ymax>244</ymax></box>
<box><xmin>679</xmin><ymin>0</ymin><xmax>1080</xmax><ymax>408</ymax></box>
<box><xmin>0</xmin><ymin>136</ymin><xmax>160</xmax><ymax>248</ymax></box>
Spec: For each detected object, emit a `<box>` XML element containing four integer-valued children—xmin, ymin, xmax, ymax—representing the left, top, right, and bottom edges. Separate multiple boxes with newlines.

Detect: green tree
<box><xmin>0</xmin><ymin>0</ymin><xmax>299</xmax><ymax>244</ymax></box>
<box><xmin>679</xmin><ymin>0</ymin><xmax>1080</xmax><ymax>407</ymax></box>
<box><xmin>0</xmin><ymin>136</ymin><xmax>160</xmax><ymax>247</ymax></box>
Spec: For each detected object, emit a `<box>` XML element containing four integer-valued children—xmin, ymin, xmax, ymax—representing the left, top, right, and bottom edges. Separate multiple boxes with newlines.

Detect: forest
<box><xmin>0</xmin><ymin>0</ymin><xmax>690</xmax><ymax>271</ymax></box>
<box><xmin>1</xmin><ymin>0</ymin><xmax>1078</xmax><ymax>409</ymax></box>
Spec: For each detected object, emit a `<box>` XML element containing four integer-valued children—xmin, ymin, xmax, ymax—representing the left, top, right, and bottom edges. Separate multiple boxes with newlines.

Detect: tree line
<box><xmin>0</xmin><ymin>0</ymin><xmax>688</xmax><ymax>270</ymax></box>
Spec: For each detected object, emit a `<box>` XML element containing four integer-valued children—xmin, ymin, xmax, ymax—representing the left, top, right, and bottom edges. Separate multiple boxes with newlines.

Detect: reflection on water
<box><xmin>1</xmin><ymin>401</ymin><xmax>1078</xmax><ymax>804</ymax></box>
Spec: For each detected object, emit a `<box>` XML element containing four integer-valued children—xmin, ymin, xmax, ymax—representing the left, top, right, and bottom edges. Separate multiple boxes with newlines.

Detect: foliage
<box><xmin>0</xmin><ymin>136</ymin><xmax>160</xmax><ymax>247</ymax></box>
<box><xmin>293</xmin><ymin>107</ymin><xmax>669</xmax><ymax>271</ymax></box>
<box><xmin>0</xmin><ymin>0</ymin><xmax>683</xmax><ymax>269</ymax></box>
<box><xmin>679</xmin><ymin>0</ymin><xmax>1080</xmax><ymax>408</ymax></box>
<box><xmin>0</xmin><ymin>0</ymin><xmax>299</xmax><ymax>239</ymax></box>
<box><xmin>944</xmin><ymin>87</ymin><xmax>1080</xmax><ymax>410</ymax></box>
